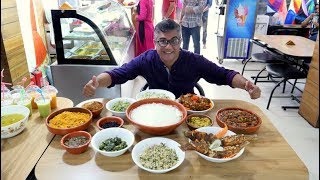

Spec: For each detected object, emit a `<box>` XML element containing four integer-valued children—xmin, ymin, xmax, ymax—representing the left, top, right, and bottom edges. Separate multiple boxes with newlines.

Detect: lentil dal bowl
<box><xmin>46</xmin><ymin>107</ymin><xmax>93</xmax><ymax>135</ymax></box>
<box><xmin>215</xmin><ymin>107</ymin><xmax>262</xmax><ymax>134</ymax></box>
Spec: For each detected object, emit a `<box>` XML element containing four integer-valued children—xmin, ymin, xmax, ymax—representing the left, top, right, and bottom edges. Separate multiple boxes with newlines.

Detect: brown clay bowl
<box><xmin>60</xmin><ymin>131</ymin><xmax>91</xmax><ymax>154</ymax></box>
<box><xmin>215</xmin><ymin>107</ymin><xmax>262</xmax><ymax>134</ymax></box>
<box><xmin>96</xmin><ymin>116</ymin><xmax>124</xmax><ymax>130</ymax></box>
<box><xmin>126</xmin><ymin>98</ymin><xmax>187</xmax><ymax>135</ymax></box>
<box><xmin>46</xmin><ymin>107</ymin><xmax>93</xmax><ymax>135</ymax></box>
<box><xmin>81</xmin><ymin>101</ymin><xmax>104</xmax><ymax>118</ymax></box>
<box><xmin>186</xmin><ymin>114</ymin><xmax>213</xmax><ymax>131</ymax></box>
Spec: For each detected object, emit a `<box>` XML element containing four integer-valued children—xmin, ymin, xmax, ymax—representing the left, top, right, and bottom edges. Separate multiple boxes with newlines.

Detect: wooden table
<box><xmin>35</xmin><ymin>99</ymin><xmax>308</xmax><ymax>179</ymax></box>
<box><xmin>254</xmin><ymin>35</ymin><xmax>315</xmax><ymax>58</ymax></box>
<box><xmin>1</xmin><ymin>97</ymin><xmax>74</xmax><ymax>180</ymax></box>
<box><xmin>253</xmin><ymin>35</ymin><xmax>316</xmax><ymax>110</ymax></box>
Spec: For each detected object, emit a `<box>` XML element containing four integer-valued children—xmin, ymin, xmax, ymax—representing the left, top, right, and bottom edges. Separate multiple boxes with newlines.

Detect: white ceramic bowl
<box><xmin>132</xmin><ymin>137</ymin><xmax>185</xmax><ymax>173</ymax></box>
<box><xmin>192</xmin><ymin>126</ymin><xmax>244</xmax><ymax>163</ymax></box>
<box><xmin>105</xmin><ymin>97</ymin><xmax>136</xmax><ymax>119</ymax></box>
<box><xmin>91</xmin><ymin>127</ymin><xmax>134</xmax><ymax>157</ymax></box>
<box><xmin>1</xmin><ymin>105</ymin><xmax>30</xmax><ymax>139</ymax></box>
<box><xmin>136</xmin><ymin>89</ymin><xmax>176</xmax><ymax>101</ymax></box>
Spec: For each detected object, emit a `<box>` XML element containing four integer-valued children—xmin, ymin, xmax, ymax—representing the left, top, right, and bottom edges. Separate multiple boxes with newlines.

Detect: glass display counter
<box><xmin>51</xmin><ymin>0</ymin><xmax>135</xmax><ymax>65</ymax></box>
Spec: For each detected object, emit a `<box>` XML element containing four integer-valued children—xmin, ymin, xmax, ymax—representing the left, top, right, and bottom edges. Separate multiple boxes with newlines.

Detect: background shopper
<box><xmin>162</xmin><ymin>0</ymin><xmax>177</xmax><ymax>19</ymax></box>
<box><xmin>132</xmin><ymin>0</ymin><xmax>155</xmax><ymax>56</ymax></box>
<box><xmin>202</xmin><ymin>0</ymin><xmax>212</xmax><ymax>49</ymax></box>
<box><xmin>301</xmin><ymin>3</ymin><xmax>319</xmax><ymax>41</ymax></box>
<box><xmin>180</xmin><ymin>0</ymin><xmax>206</xmax><ymax>54</ymax></box>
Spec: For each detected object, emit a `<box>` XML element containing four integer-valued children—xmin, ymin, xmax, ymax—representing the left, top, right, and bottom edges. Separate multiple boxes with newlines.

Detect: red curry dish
<box><xmin>216</xmin><ymin>108</ymin><xmax>262</xmax><ymax>134</ymax></box>
<box><xmin>179</xmin><ymin>93</ymin><xmax>212</xmax><ymax>111</ymax></box>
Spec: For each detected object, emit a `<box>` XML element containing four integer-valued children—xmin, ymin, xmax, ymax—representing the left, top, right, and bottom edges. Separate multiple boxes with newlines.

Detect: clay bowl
<box><xmin>215</xmin><ymin>107</ymin><xmax>262</xmax><ymax>134</ymax></box>
<box><xmin>46</xmin><ymin>107</ymin><xmax>93</xmax><ymax>135</ymax></box>
<box><xmin>96</xmin><ymin>116</ymin><xmax>124</xmax><ymax>130</ymax></box>
<box><xmin>81</xmin><ymin>101</ymin><xmax>104</xmax><ymax>118</ymax></box>
<box><xmin>126</xmin><ymin>98</ymin><xmax>187</xmax><ymax>135</ymax></box>
<box><xmin>60</xmin><ymin>131</ymin><xmax>91</xmax><ymax>154</ymax></box>
<box><xmin>185</xmin><ymin>114</ymin><xmax>213</xmax><ymax>131</ymax></box>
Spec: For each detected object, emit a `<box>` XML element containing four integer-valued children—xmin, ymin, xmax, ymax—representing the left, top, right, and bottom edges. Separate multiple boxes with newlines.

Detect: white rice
<box><xmin>130</xmin><ymin>103</ymin><xmax>182</xmax><ymax>127</ymax></box>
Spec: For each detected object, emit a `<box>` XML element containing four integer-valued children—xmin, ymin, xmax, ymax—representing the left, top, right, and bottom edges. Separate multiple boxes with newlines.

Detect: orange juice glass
<box><xmin>26</xmin><ymin>85</ymin><xmax>40</xmax><ymax>109</ymax></box>
<box><xmin>42</xmin><ymin>85</ymin><xmax>58</xmax><ymax>109</ymax></box>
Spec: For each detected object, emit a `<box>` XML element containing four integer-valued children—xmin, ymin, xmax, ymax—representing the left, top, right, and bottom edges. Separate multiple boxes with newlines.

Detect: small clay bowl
<box><xmin>186</xmin><ymin>114</ymin><xmax>213</xmax><ymax>130</ymax></box>
<box><xmin>96</xmin><ymin>116</ymin><xmax>124</xmax><ymax>130</ymax></box>
<box><xmin>60</xmin><ymin>131</ymin><xmax>91</xmax><ymax>154</ymax></box>
<box><xmin>82</xmin><ymin>101</ymin><xmax>104</xmax><ymax>118</ymax></box>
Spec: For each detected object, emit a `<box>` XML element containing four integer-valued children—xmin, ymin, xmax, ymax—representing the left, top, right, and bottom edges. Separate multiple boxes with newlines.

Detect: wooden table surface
<box><xmin>1</xmin><ymin>97</ymin><xmax>74</xmax><ymax>180</ymax></box>
<box><xmin>35</xmin><ymin>99</ymin><xmax>308</xmax><ymax>180</ymax></box>
<box><xmin>254</xmin><ymin>34</ymin><xmax>315</xmax><ymax>57</ymax></box>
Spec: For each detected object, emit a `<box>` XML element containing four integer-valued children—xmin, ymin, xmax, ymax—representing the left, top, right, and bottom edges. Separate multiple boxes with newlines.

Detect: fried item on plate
<box><xmin>286</xmin><ymin>40</ymin><xmax>295</xmax><ymax>45</ymax></box>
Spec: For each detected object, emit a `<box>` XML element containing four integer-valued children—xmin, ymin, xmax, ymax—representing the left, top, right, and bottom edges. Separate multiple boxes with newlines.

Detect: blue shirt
<box><xmin>106</xmin><ymin>49</ymin><xmax>239</xmax><ymax>98</ymax></box>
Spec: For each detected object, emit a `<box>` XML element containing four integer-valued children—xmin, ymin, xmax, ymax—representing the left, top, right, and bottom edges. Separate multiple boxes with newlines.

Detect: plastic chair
<box><xmin>140</xmin><ymin>82</ymin><xmax>205</xmax><ymax>96</ymax></box>
<box><xmin>265</xmin><ymin>61</ymin><xmax>308</xmax><ymax>110</ymax></box>
<box><xmin>271</xmin><ymin>29</ymin><xmax>299</xmax><ymax>36</ymax></box>
<box><xmin>242</xmin><ymin>39</ymin><xmax>282</xmax><ymax>84</ymax></box>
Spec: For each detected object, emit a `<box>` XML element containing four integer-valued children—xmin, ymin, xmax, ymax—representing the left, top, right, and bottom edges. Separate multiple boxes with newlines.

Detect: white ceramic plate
<box><xmin>191</xmin><ymin>126</ymin><xmax>245</xmax><ymax>163</ymax></box>
<box><xmin>132</xmin><ymin>137</ymin><xmax>185</xmax><ymax>173</ymax></box>
<box><xmin>136</xmin><ymin>89</ymin><xmax>176</xmax><ymax>101</ymax></box>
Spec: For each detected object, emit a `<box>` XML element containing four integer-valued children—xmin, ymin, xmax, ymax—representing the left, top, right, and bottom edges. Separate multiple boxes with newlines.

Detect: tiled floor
<box><xmin>125</xmin><ymin>2</ymin><xmax>319</xmax><ymax>179</ymax></box>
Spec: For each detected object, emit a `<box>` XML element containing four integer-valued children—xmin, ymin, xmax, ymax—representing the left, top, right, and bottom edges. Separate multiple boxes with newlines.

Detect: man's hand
<box><xmin>83</xmin><ymin>76</ymin><xmax>99</xmax><ymax>97</ymax></box>
<box><xmin>245</xmin><ymin>81</ymin><xmax>261</xmax><ymax>99</ymax></box>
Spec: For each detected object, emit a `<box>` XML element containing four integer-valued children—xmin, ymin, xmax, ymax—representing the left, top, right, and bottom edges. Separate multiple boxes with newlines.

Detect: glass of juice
<box><xmin>26</xmin><ymin>85</ymin><xmax>40</xmax><ymax>109</ymax></box>
<box><xmin>16</xmin><ymin>94</ymin><xmax>33</xmax><ymax>117</ymax></box>
<box><xmin>41</xmin><ymin>85</ymin><xmax>58</xmax><ymax>109</ymax></box>
<box><xmin>34</xmin><ymin>94</ymin><xmax>51</xmax><ymax>118</ymax></box>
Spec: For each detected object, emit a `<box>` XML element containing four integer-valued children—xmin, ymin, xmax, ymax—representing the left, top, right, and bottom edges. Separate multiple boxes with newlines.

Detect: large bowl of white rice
<box><xmin>126</xmin><ymin>98</ymin><xmax>187</xmax><ymax>135</ymax></box>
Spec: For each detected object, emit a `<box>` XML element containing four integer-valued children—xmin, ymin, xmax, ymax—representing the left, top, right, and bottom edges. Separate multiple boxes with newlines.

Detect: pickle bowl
<box><xmin>91</xmin><ymin>127</ymin><xmax>134</xmax><ymax>157</ymax></box>
<box><xmin>60</xmin><ymin>131</ymin><xmax>92</xmax><ymax>154</ymax></box>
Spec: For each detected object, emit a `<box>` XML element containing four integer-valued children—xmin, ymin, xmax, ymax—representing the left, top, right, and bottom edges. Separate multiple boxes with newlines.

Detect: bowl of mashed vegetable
<box><xmin>106</xmin><ymin>97</ymin><xmax>136</xmax><ymax>119</ymax></box>
<box><xmin>1</xmin><ymin>105</ymin><xmax>30</xmax><ymax>139</ymax></box>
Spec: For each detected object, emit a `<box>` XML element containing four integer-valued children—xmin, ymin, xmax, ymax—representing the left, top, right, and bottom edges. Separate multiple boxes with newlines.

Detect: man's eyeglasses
<box><xmin>155</xmin><ymin>37</ymin><xmax>181</xmax><ymax>47</ymax></box>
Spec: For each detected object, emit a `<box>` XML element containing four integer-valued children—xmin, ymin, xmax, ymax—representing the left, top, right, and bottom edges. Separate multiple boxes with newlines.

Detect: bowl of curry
<box><xmin>46</xmin><ymin>107</ymin><xmax>93</xmax><ymax>135</ymax></box>
<box><xmin>178</xmin><ymin>93</ymin><xmax>214</xmax><ymax>115</ymax></box>
<box><xmin>215</xmin><ymin>107</ymin><xmax>262</xmax><ymax>134</ymax></box>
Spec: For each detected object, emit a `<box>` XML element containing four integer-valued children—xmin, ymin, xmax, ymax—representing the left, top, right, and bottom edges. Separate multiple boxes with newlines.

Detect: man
<box><xmin>162</xmin><ymin>0</ymin><xmax>177</xmax><ymax>20</ymax></box>
<box><xmin>179</xmin><ymin>0</ymin><xmax>206</xmax><ymax>54</ymax></box>
<box><xmin>202</xmin><ymin>0</ymin><xmax>212</xmax><ymax>49</ymax></box>
<box><xmin>83</xmin><ymin>19</ymin><xmax>261</xmax><ymax>100</ymax></box>
<box><xmin>301</xmin><ymin>3</ymin><xmax>319</xmax><ymax>41</ymax></box>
